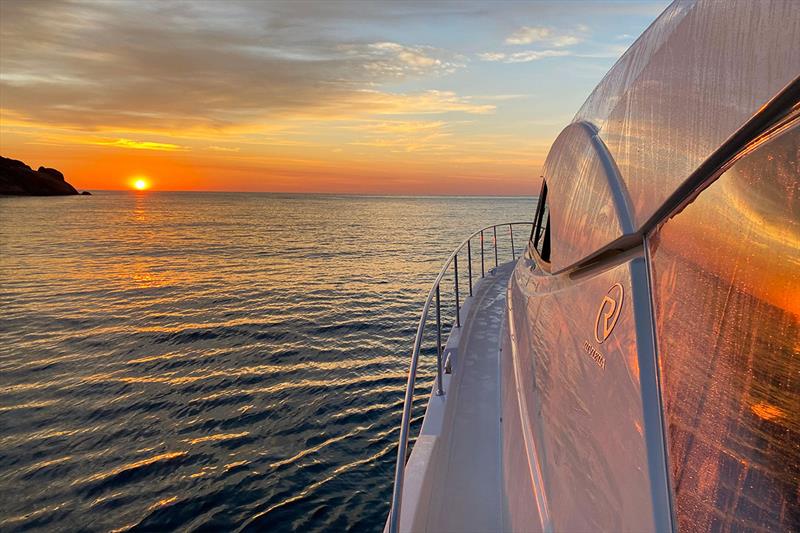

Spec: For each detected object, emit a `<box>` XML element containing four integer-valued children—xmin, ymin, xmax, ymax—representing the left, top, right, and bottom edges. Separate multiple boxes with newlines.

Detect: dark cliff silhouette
<box><xmin>0</xmin><ymin>156</ymin><xmax>87</xmax><ymax>195</ymax></box>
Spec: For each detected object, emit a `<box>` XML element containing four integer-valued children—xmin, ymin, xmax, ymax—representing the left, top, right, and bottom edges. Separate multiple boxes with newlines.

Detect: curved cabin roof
<box><xmin>544</xmin><ymin>0</ymin><xmax>800</xmax><ymax>273</ymax></box>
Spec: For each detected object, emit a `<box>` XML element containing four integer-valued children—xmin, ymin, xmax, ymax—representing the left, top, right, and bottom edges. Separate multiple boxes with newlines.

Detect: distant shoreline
<box><xmin>0</xmin><ymin>156</ymin><xmax>90</xmax><ymax>196</ymax></box>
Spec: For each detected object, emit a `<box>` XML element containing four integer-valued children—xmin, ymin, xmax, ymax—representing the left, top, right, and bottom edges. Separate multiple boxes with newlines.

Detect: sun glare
<box><xmin>132</xmin><ymin>178</ymin><xmax>150</xmax><ymax>191</ymax></box>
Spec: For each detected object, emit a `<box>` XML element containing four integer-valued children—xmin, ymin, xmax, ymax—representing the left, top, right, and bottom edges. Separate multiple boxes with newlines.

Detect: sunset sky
<box><xmin>1</xmin><ymin>1</ymin><xmax>667</xmax><ymax>194</ymax></box>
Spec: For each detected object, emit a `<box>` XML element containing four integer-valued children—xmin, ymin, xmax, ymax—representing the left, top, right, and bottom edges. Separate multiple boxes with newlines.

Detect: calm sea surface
<box><xmin>0</xmin><ymin>192</ymin><xmax>534</xmax><ymax>532</ymax></box>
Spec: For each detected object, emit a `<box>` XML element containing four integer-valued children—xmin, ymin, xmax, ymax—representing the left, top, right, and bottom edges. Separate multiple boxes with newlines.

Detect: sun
<box><xmin>132</xmin><ymin>177</ymin><xmax>150</xmax><ymax>191</ymax></box>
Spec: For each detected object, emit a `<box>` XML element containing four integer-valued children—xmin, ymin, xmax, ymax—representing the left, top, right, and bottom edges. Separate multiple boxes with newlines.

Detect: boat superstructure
<box><xmin>386</xmin><ymin>1</ymin><xmax>800</xmax><ymax>531</ymax></box>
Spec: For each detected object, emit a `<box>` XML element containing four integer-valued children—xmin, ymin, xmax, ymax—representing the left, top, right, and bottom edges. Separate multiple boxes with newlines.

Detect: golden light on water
<box><xmin>132</xmin><ymin>177</ymin><xmax>150</xmax><ymax>190</ymax></box>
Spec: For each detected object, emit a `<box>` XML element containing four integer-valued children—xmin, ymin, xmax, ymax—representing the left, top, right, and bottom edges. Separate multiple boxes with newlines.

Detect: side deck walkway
<box><xmin>414</xmin><ymin>262</ymin><xmax>513</xmax><ymax>532</ymax></box>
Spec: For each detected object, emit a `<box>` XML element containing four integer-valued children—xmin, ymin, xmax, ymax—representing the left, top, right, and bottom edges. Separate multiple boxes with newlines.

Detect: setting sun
<box><xmin>132</xmin><ymin>178</ymin><xmax>150</xmax><ymax>191</ymax></box>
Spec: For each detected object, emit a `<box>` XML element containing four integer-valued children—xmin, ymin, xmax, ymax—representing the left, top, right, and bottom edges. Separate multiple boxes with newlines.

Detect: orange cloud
<box><xmin>89</xmin><ymin>139</ymin><xmax>187</xmax><ymax>151</ymax></box>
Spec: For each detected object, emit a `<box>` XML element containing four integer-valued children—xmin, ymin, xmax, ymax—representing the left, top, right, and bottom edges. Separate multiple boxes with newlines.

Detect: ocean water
<box><xmin>0</xmin><ymin>192</ymin><xmax>534</xmax><ymax>531</ymax></box>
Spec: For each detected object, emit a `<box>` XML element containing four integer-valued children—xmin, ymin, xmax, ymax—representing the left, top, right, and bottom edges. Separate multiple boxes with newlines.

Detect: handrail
<box><xmin>388</xmin><ymin>221</ymin><xmax>535</xmax><ymax>533</ymax></box>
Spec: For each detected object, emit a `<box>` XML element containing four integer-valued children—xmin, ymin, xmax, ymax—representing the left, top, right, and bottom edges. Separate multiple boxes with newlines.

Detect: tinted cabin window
<box><xmin>648</xmin><ymin>121</ymin><xmax>799</xmax><ymax>531</ymax></box>
<box><xmin>540</xmin><ymin>214</ymin><xmax>550</xmax><ymax>262</ymax></box>
<box><xmin>532</xmin><ymin>181</ymin><xmax>551</xmax><ymax>263</ymax></box>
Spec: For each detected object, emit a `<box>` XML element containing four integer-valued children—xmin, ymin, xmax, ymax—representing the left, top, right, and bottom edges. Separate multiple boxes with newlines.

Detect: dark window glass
<box><xmin>540</xmin><ymin>214</ymin><xmax>550</xmax><ymax>262</ymax></box>
<box><xmin>648</xmin><ymin>121</ymin><xmax>799</xmax><ymax>531</ymax></box>
<box><xmin>532</xmin><ymin>181</ymin><xmax>550</xmax><ymax>263</ymax></box>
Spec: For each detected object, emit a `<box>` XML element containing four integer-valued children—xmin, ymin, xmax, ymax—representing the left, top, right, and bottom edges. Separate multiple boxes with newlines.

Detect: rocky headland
<box><xmin>0</xmin><ymin>156</ymin><xmax>89</xmax><ymax>196</ymax></box>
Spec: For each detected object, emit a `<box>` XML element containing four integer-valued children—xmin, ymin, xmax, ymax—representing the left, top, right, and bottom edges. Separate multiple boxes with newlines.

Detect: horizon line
<box><xmin>79</xmin><ymin>189</ymin><xmax>538</xmax><ymax>198</ymax></box>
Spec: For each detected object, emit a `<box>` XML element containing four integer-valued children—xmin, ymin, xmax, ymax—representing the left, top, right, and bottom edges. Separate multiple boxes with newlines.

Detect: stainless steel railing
<box><xmin>388</xmin><ymin>221</ymin><xmax>534</xmax><ymax>533</ymax></box>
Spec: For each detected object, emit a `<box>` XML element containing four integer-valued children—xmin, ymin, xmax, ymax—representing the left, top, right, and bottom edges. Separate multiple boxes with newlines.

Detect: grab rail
<box><xmin>388</xmin><ymin>221</ymin><xmax>534</xmax><ymax>533</ymax></box>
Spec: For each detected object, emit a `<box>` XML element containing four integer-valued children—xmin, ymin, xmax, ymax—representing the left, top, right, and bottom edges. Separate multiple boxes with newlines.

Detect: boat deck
<box><xmin>407</xmin><ymin>262</ymin><xmax>513</xmax><ymax>532</ymax></box>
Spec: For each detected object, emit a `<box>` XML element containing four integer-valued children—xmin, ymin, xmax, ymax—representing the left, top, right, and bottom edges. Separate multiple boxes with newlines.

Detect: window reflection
<box><xmin>649</xmin><ymin>121</ymin><xmax>799</xmax><ymax>531</ymax></box>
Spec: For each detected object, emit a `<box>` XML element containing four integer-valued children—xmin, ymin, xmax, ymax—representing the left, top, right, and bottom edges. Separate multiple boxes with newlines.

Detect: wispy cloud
<box><xmin>505</xmin><ymin>26</ymin><xmax>551</xmax><ymax>45</ymax></box>
<box><xmin>347</xmin><ymin>120</ymin><xmax>448</xmax><ymax>134</ymax></box>
<box><xmin>478</xmin><ymin>50</ymin><xmax>571</xmax><ymax>63</ymax></box>
<box><xmin>208</xmin><ymin>145</ymin><xmax>241</xmax><ymax>152</ymax></box>
<box><xmin>504</xmin><ymin>25</ymin><xmax>589</xmax><ymax>47</ymax></box>
<box><xmin>370</xmin><ymin>42</ymin><xmax>441</xmax><ymax>67</ymax></box>
<box><xmin>478</xmin><ymin>52</ymin><xmax>507</xmax><ymax>62</ymax></box>
<box><xmin>0</xmin><ymin>1</ymin><xmax>475</xmax><ymax>132</ymax></box>
<box><xmin>343</xmin><ymin>119</ymin><xmax>455</xmax><ymax>152</ymax></box>
<box><xmin>91</xmin><ymin>138</ymin><xmax>187</xmax><ymax>151</ymax></box>
<box><xmin>352</xmin><ymin>90</ymin><xmax>495</xmax><ymax>116</ymax></box>
<box><xmin>357</xmin><ymin>42</ymin><xmax>464</xmax><ymax>75</ymax></box>
<box><xmin>481</xmin><ymin>23</ymin><xmax>588</xmax><ymax>64</ymax></box>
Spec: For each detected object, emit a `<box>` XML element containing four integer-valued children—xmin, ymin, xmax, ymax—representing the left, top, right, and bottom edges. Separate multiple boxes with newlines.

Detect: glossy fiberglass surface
<box><xmin>546</xmin><ymin>0</ymin><xmax>800</xmax><ymax>271</ymax></box>
<box><xmin>507</xmin><ymin>252</ymin><xmax>668</xmax><ymax>531</ymax></box>
<box><xmin>542</xmin><ymin>122</ymin><xmax>632</xmax><ymax>272</ymax></box>
<box><xmin>503</xmin><ymin>2</ymin><xmax>799</xmax><ymax>530</ymax></box>
<box><xmin>648</xmin><ymin>120</ymin><xmax>800</xmax><ymax>531</ymax></box>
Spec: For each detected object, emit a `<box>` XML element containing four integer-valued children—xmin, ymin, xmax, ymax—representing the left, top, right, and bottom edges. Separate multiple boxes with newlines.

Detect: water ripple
<box><xmin>0</xmin><ymin>192</ymin><xmax>534</xmax><ymax>531</ymax></box>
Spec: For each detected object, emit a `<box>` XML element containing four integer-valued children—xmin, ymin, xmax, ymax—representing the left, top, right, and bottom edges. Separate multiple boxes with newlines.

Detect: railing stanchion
<box><xmin>435</xmin><ymin>285</ymin><xmax>444</xmax><ymax>396</ymax></box>
<box><xmin>389</xmin><ymin>222</ymin><xmax>534</xmax><ymax>533</ymax></box>
<box><xmin>480</xmin><ymin>230</ymin><xmax>485</xmax><ymax>278</ymax></box>
<box><xmin>493</xmin><ymin>226</ymin><xmax>498</xmax><ymax>269</ymax></box>
<box><xmin>467</xmin><ymin>239</ymin><xmax>473</xmax><ymax>296</ymax></box>
<box><xmin>454</xmin><ymin>254</ymin><xmax>461</xmax><ymax>328</ymax></box>
<box><xmin>510</xmin><ymin>223</ymin><xmax>515</xmax><ymax>259</ymax></box>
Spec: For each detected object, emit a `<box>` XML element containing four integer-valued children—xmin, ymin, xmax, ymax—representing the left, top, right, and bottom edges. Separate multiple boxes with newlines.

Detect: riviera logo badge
<box><xmin>582</xmin><ymin>282</ymin><xmax>624</xmax><ymax>370</ymax></box>
<box><xmin>594</xmin><ymin>282</ymin><xmax>624</xmax><ymax>344</ymax></box>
